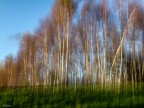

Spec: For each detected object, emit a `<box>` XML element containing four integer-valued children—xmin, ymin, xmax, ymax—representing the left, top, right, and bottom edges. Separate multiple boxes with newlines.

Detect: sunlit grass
<box><xmin>0</xmin><ymin>83</ymin><xmax>144</xmax><ymax>108</ymax></box>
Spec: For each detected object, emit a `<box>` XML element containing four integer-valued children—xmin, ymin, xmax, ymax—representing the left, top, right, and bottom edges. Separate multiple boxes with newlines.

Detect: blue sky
<box><xmin>0</xmin><ymin>0</ymin><xmax>54</xmax><ymax>61</ymax></box>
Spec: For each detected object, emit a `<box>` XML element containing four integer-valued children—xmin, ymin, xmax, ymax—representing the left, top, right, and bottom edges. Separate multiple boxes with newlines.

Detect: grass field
<box><xmin>0</xmin><ymin>83</ymin><xmax>144</xmax><ymax>108</ymax></box>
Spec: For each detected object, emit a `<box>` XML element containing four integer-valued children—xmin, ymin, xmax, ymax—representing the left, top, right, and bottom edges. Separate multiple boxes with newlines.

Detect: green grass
<box><xmin>0</xmin><ymin>83</ymin><xmax>144</xmax><ymax>108</ymax></box>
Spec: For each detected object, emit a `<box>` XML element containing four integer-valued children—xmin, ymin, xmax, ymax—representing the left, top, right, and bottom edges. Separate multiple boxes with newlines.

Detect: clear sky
<box><xmin>0</xmin><ymin>0</ymin><xmax>54</xmax><ymax>61</ymax></box>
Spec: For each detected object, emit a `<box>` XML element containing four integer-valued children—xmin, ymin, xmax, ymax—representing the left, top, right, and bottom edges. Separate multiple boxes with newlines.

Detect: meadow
<box><xmin>0</xmin><ymin>83</ymin><xmax>144</xmax><ymax>108</ymax></box>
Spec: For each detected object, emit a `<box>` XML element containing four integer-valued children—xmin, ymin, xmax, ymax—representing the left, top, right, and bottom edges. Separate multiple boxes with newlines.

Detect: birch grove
<box><xmin>0</xmin><ymin>0</ymin><xmax>144</xmax><ymax>89</ymax></box>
